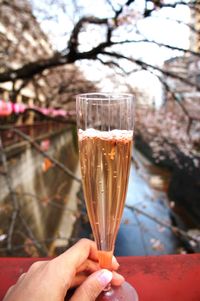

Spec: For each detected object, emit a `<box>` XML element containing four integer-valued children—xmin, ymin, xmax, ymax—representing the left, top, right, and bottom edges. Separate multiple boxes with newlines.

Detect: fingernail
<box><xmin>97</xmin><ymin>269</ymin><xmax>112</xmax><ymax>286</ymax></box>
<box><xmin>112</xmin><ymin>256</ymin><xmax>120</xmax><ymax>268</ymax></box>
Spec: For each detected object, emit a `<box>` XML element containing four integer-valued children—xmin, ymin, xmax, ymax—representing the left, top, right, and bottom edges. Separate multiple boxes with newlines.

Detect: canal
<box><xmin>0</xmin><ymin>128</ymin><xmax>183</xmax><ymax>257</ymax></box>
<box><xmin>115</xmin><ymin>151</ymin><xmax>182</xmax><ymax>256</ymax></box>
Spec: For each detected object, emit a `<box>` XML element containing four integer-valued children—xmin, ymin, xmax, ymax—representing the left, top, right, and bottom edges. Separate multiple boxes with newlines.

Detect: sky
<box><xmin>31</xmin><ymin>0</ymin><xmax>191</xmax><ymax>105</ymax></box>
<box><xmin>32</xmin><ymin>0</ymin><xmax>191</xmax><ymax>61</ymax></box>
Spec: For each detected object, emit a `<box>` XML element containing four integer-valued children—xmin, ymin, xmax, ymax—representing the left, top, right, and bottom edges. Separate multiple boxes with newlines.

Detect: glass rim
<box><xmin>76</xmin><ymin>92</ymin><xmax>134</xmax><ymax>101</ymax></box>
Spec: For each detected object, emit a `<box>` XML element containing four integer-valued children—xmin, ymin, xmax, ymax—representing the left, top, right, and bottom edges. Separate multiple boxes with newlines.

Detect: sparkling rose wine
<box><xmin>78</xmin><ymin>128</ymin><xmax>133</xmax><ymax>268</ymax></box>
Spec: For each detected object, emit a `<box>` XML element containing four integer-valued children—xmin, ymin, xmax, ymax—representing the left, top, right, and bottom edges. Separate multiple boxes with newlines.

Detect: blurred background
<box><xmin>0</xmin><ymin>0</ymin><xmax>199</xmax><ymax>257</ymax></box>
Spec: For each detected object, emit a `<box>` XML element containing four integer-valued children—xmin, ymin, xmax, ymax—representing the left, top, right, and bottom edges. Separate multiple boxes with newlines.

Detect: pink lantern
<box><xmin>0</xmin><ymin>100</ymin><xmax>13</xmax><ymax>116</ymax></box>
<box><xmin>13</xmin><ymin>103</ymin><xmax>26</xmax><ymax>114</ymax></box>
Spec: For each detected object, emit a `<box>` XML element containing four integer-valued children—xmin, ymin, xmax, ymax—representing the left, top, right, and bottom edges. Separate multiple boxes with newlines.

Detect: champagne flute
<box><xmin>76</xmin><ymin>93</ymin><xmax>139</xmax><ymax>301</ymax></box>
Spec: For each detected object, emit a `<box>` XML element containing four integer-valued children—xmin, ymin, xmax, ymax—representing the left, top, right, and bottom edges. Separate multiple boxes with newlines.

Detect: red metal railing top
<box><xmin>0</xmin><ymin>254</ymin><xmax>200</xmax><ymax>301</ymax></box>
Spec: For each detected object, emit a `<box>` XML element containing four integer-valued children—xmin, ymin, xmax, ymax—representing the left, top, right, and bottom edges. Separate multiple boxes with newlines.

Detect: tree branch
<box><xmin>0</xmin><ymin>2</ymin><xmax>198</xmax><ymax>87</ymax></box>
<box><xmin>11</xmin><ymin>128</ymin><xmax>81</xmax><ymax>183</ymax></box>
<box><xmin>0</xmin><ymin>53</ymin><xmax>71</xmax><ymax>82</ymax></box>
<box><xmin>126</xmin><ymin>204</ymin><xmax>200</xmax><ymax>245</ymax></box>
<box><xmin>101</xmin><ymin>50</ymin><xmax>200</xmax><ymax>90</ymax></box>
<box><xmin>115</xmin><ymin>38</ymin><xmax>200</xmax><ymax>58</ymax></box>
<box><xmin>0</xmin><ymin>135</ymin><xmax>19</xmax><ymax>253</ymax></box>
<box><xmin>68</xmin><ymin>16</ymin><xmax>109</xmax><ymax>55</ymax></box>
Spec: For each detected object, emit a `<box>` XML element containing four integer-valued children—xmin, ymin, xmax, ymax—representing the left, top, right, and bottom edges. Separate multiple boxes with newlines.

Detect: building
<box><xmin>0</xmin><ymin>0</ymin><xmax>53</xmax><ymax>103</ymax></box>
<box><xmin>190</xmin><ymin>3</ymin><xmax>200</xmax><ymax>53</ymax></box>
<box><xmin>0</xmin><ymin>0</ymin><xmax>96</xmax><ymax>123</ymax></box>
<box><xmin>163</xmin><ymin>3</ymin><xmax>200</xmax><ymax>105</ymax></box>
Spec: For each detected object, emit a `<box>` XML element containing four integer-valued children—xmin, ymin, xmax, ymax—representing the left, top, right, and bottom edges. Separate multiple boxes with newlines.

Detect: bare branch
<box><xmin>126</xmin><ymin>204</ymin><xmax>200</xmax><ymax>244</ymax></box>
<box><xmin>19</xmin><ymin>212</ymin><xmax>47</xmax><ymax>256</ymax></box>
<box><xmin>0</xmin><ymin>53</ymin><xmax>69</xmax><ymax>82</ymax></box>
<box><xmin>115</xmin><ymin>38</ymin><xmax>200</xmax><ymax>58</ymax></box>
<box><xmin>68</xmin><ymin>16</ymin><xmax>109</xmax><ymax>54</ymax></box>
<box><xmin>100</xmin><ymin>50</ymin><xmax>200</xmax><ymax>90</ymax></box>
<box><xmin>0</xmin><ymin>135</ymin><xmax>19</xmax><ymax>253</ymax></box>
<box><xmin>0</xmin><ymin>1</ymin><xmax>199</xmax><ymax>89</ymax></box>
<box><xmin>11</xmin><ymin>128</ymin><xmax>81</xmax><ymax>183</ymax></box>
<box><xmin>144</xmin><ymin>1</ymin><xmax>200</xmax><ymax>17</ymax></box>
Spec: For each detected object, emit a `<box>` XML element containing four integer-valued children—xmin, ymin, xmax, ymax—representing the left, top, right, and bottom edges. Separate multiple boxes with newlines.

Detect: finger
<box><xmin>77</xmin><ymin>256</ymin><xmax>119</xmax><ymax>274</ymax></box>
<box><xmin>71</xmin><ymin>259</ymin><xmax>100</xmax><ymax>288</ymax></box>
<box><xmin>3</xmin><ymin>285</ymin><xmax>14</xmax><ymax>301</ymax></box>
<box><xmin>111</xmin><ymin>271</ymin><xmax>125</xmax><ymax>286</ymax></box>
<box><xmin>28</xmin><ymin>260</ymin><xmax>48</xmax><ymax>272</ymax></box>
<box><xmin>17</xmin><ymin>273</ymin><xmax>26</xmax><ymax>283</ymax></box>
<box><xmin>77</xmin><ymin>259</ymin><xmax>100</xmax><ymax>274</ymax></box>
<box><xmin>70</xmin><ymin>270</ymin><xmax>124</xmax><ymax>289</ymax></box>
<box><xmin>70</xmin><ymin>273</ymin><xmax>88</xmax><ymax>287</ymax></box>
<box><xmin>70</xmin><ymin>269</ymin><xmax>112</xmax><ymax>301</ymax></box>
<box><xmin>71</xmin><ymin>267</ymin><xmax>124</xmax><ymax>288</ymax></box>
<box><xmin>53</xmin><ymin>239</ymin><xmax>98</xmax><ymax>278</ymax></box>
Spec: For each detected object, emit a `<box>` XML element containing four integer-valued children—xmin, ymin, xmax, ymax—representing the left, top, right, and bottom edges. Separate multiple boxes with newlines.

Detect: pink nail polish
<box><xmin>98</xmin><ymin>269</ymin><xmax>112</xmax><ymax>286</ymax></box>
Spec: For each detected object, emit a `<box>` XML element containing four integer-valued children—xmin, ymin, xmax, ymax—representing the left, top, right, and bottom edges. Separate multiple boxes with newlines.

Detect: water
<box><xmin>115</xmin><ymin>150</ymin><xmax>181</xmax><ymax>256</ymax></box>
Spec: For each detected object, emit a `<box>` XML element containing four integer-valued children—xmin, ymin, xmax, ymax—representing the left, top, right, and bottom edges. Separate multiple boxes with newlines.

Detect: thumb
<box><xmin>70</xmin><ymin>269</ymin><xmax>112</xmax><ymax>301</ymax></box>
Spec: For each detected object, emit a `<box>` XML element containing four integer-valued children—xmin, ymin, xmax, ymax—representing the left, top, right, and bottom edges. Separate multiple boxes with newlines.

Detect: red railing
<box><xmin>0</xmin><ymin>254</ymin><xmax>200</xmax><ymax>300</ymax></box>
<box><xmin>0</xmin><ymin>122</ymin><xmax>66</xmax><ymax>147</ymax></box>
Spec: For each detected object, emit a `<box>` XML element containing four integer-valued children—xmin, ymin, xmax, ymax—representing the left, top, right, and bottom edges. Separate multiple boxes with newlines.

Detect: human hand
<box><xmin>3</xmin><ymin>239</ymin><xmax>124</xmax><ymax>301</ymax></box>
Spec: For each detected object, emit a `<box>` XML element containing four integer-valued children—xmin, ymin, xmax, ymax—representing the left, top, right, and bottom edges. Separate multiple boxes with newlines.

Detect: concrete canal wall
<box><xmin>0</xmin><ymin>129</ymin><xmax>80</xmax><ymax>255</ymax></box>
